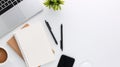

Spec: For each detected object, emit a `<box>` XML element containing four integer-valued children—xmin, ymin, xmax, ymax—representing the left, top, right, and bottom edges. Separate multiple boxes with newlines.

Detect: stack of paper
<box><xmin>14</xmin><ymin>22</ymin><xmax>55</xmax><ymax>67</ymax></box>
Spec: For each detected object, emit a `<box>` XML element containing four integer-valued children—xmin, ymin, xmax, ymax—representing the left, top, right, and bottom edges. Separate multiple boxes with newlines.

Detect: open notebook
<box><xmin>14</xmin><ymin>22</ymin><xmax>55</xmax><ymax>67</ymax></box>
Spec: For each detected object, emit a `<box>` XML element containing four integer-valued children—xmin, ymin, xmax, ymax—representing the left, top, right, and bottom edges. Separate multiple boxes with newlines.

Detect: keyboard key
<box><xmin>1</xmin><ymin>1</ymin><xmax>4</xmax><ymax>4</ymax></box>
<box><xmin>2</xmin><ymin>5</ymin><xmax>5</xmax><ymax>8</ymax></box>
<box><xmin>13</xmin><ymin>1</ymin><xmax>17</xmax><ymax>5</ymax></box>
<box><xmin>5</xmin><ymin>3</ymin><xmax>8</xmax><ymax>6</ymax></box>
<box><xmin>11</xmin><ymin>0</ymin><xmax>15</xmax><ymax>2</ymax></box>
<box><xmin>0</xmin><ymin>7</ymin><xmax>2</xmax><ymax>10</ymax></box>
<box><xmin>17</xmin><ymin>0</ymin><xmax>21</xmax><ymax>3</ymax></box>
<box><xmin>8</xmin><ymin>1</ymin><xmax>11</xmax><ymax>4</ymax></box>
<box><xmin>0</xmin><ymin>3</ymin><xmax>1</xmax><ymax>6</ymax></box>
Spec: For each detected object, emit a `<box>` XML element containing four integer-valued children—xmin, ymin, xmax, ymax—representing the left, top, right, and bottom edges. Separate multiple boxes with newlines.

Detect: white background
<box><xmin>0</xmin><ymin>0</ymin><xmax>120</xmax><ymax>67</ymax></box>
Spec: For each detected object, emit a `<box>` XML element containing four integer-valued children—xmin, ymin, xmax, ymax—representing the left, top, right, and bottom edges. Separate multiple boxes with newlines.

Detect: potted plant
<box><xmin>44</xmin><ymin>0</ymin><xmax>64</xmax><ymax>11</ymax></box>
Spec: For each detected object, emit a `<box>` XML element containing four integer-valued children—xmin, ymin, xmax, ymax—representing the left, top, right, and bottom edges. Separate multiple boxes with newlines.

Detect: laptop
<box><xmin>0</xmin><ymin>0</ymin><xmax>43</xmax><ymax>38</ymax></box>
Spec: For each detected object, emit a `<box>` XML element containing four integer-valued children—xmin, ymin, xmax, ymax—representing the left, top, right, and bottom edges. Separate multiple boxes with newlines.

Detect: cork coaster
<box><xmin>0</xmin><ymin>48</ymin><xmax>7</xmax><ymax>63</ymax></box>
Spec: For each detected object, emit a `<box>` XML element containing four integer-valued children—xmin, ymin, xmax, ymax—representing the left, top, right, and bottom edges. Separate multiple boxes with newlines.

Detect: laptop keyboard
<box><xmin>0</xmin><ymin>0</ymin><xmax>23</xmax><ymax>15</ymax></box>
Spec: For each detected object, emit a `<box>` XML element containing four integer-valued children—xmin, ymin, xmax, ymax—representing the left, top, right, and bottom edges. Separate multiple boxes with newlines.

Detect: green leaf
<box><xmin>59</xmin><ymin>0</ymin><xmax>64</xmax><ymax>4</ymax></box>
<box><xmin>53</xmin><ymin>0</ymin><xmax>57</xmax><ymax>3</ymax></box>
<box><xmin>58</xmin><ymin>5</ymin><xmax>61</xmax><ymax>10</ymax></box>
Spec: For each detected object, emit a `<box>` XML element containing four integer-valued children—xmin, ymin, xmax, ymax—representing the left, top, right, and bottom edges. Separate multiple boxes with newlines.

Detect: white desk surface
<box><xmin>0</xmin><ymin>0</ymin><xmax>120</xmax><ymax>67</ymax></box>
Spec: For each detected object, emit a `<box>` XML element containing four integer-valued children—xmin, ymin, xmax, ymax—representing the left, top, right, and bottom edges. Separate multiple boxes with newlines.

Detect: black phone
<box><xmin>57</xmin><ymin>55</ymin><xmax>75</xmax><ymax>67</ymax></box>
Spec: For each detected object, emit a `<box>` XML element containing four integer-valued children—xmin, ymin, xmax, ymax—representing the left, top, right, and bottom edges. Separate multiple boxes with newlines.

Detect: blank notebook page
<box><xmin>14</xmin><ymin>22</ymin><xmax>55</xmax><ymax>67</ymax></box>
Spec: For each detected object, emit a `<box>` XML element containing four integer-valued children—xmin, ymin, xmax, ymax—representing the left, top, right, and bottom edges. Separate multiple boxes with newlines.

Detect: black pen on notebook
<box><xmin>45</xmin><ymin>20</ymin><xmax>58</xmax><ymax>45</ymax></box>
<box><xmin>60</xmin><ymin>24</ymin><xmax>63</xmax><ymax>51</ymax></box>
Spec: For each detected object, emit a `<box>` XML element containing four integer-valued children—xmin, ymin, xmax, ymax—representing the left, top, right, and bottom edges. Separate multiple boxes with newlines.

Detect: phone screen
<box><xmin>57</xmin><ymin>55</ymin><xmax>75</xmax><ymax>67</ymax></box>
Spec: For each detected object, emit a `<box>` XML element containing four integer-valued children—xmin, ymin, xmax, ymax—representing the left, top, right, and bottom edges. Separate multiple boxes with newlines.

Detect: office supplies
<box><xmin>45</xmin><ymin>20</ymin><xmax>58</xmax><ymax>45</ymax></box>
<box><xmin>14</xmin><ymin>22</ymin><xmax>55</xmax><ymax>67</ymax></box>
<box><xmin>60</xmin><ymin>24</ymin><xmax>63</xmax><ymax>51</ymax></box>
<box><xmin>7</xmin><ymin>23</ymin><xmax>55</xmax><ymax>59</ymax></box>
<box><xmin>7</xmin><ymin>24</ymin><xmax>29</xmax><ymax>59</ymax></box>
<box><xmin>7</xmin><ymin>36</ymin><xmax>23</xmax><ymax>59</ymax></box>
<box><xmin>57</xmin><ymin>55</ymin><xmax>75</xmax><ymax>67</ymax></box>
<box><xmin>0</xmin><ymin>48</ymin><xmax>8</xmax><ymax>63</ymax></box>
<box><xmin>0</xmin><ymin>0</ymin><xmax>43</xmax><ymax>38</ymax></box>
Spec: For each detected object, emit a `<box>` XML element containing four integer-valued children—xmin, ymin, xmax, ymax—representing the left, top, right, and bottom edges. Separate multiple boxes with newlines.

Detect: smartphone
<box><xmin>57</xmin><ymin>55</ymin><xmax>75</xmax><ymax>67</ymax></box>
